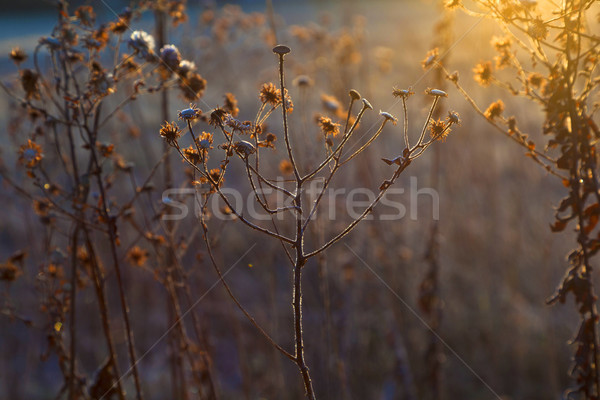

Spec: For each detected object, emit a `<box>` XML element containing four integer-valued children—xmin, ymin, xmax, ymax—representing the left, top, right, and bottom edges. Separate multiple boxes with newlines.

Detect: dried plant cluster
<box><xmin>445</xmin><ymin>0</ymin><xmax>600</xmax><ymax>397</ymax></box>
<box><xmin>161</xmin><ymin>43</ymin><xmax>458</xmax><ymax>399</ymax></box>
<box><xmin>0</xmin><ymin>1</ymin><xmax>460</xmax><ymax>399</ymax></box>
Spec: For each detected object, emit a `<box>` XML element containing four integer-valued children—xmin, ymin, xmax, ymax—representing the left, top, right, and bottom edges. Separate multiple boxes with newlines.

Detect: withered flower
<box><xmin>429</xmin><ymin>118</ymin><xmax>450</xmax><ymax>141</ymax></box>
<box><xmin>126</xmin><ymin>246</ymin><xmax>149</xmax><ymax>267</ymax></box>
<box><xmin>179</xmin><ymin>72</ymin><xmax>207</xmax><ymax>100</ymax></box>
<box><xmin>224</xmin><ymin>92</ymin><xmax>239</xmax><ymax>117</ymax></box>
<box><xmin>421</xmin><ymin>48</ymin><xmax>439</xmax><ymax>69</ymax></box>
<box><xmin>159</xmin><ymin>121</ymin><xmax>182</xmax><ymax>144</ymax></box>
<box><xmin>260</xmin><ymin>82</ymin><xmax>279</xmax><ymax>105</ymax></box>
<box><xmin>392</xmin><ymin>87</ymin><xmax>414</xmax><ymax>98</ymax></box>
<box><xmin>19</xmin><ymin>140</ymin><xmax>43</xmax><ymax>168</ymax></box>
<box><xmin>178</xmin><ymin>104</ymin><xmax>201</xmax><ymax>121</ymax></box>
<box><xmin>484</xmin><ymin>100</ymin><xmax>505</xmax><ymax>120</ymax></box>
<box><xmin>279</xmin><ymin>159</ymin><xmax>293</xmax><ymax>175</ymax></box>
<box><xmin>473</xmin><ymin>61</ymin><xmax>493</xmax><ymax>87</ymax></box>
<box><xmin>317</xmin><ymin>115</ymin><xmax>341</xmax><ymax>137</ymax></box>
<box><xmin>0</xmin><ymin>261</ymin><xmax>21</xmax><ymax>282</ymax></box>
<box><xmin>21</xmin><ymin>69</ymin><xmax>40</xmax><ymax>100</ymax></box>
<box><xmin>9</xmin><ymin>47</ymin><xmax>27</xmax><ymax>65</ymax></box>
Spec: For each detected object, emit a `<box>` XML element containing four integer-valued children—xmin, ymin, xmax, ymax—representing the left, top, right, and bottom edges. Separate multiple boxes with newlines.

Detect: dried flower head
<box><xmin>272</xmin><ymin>44</ymin><xmax>291</xmax><ymax>55</ymax></box>
<box><xmin>20</xmin><ymin>69</ymin><xmax>40</xmax><ymax>100</ymax></box>
<box><xmin>223</xmin><ymin>93</ymin><xmax>240</xmax><ymax>117</ymax></box>
<box><xmin>178</xmin><ymin>104</ymin><xmax>201</xmax><ymax>121</ymax></box>
<box><xmin>421</xmin><ymin>48</ymin><xmax>439</xmax><ymax>69</ymax></box>
<box><xmin>317</xmin><ymin>115</ymin><xmax>341</xmax><ymax>137</ymax></box>
<box><xmin>126</xmin><ymin>246</ymin><xmax>149</xmax><ymax>267</ymax></box>
<box><xmin>484</xmin><ymin>100</ymin><xmax>505</xmax><ymax>120</ymax></box>
<box><xmin>491</xmin><ymin>36</ymin><xmax>512</xmax><ymax>52</ymax></box>
<box><xmin>128</xmin><ymin>30</ymin><xmax>155</xmax><ymax>60</ymax></box>
<box><xmin>528</xmin><ymin>18</ymin><xmax>548</xmax><ymax>40</ymax></box>
<box><xmin>349</xmin><ymin>89</ymin><xmax>361</xmax><ymax>100</ymax></box>
<box><xmin>446</xmin><ymin>71</ymin><xmax>459</xmax><ymax>83</ymax></box>
<box><xmin>446</xmin><ymin>111</ymin><xmax>461</xmax><ymax>125</ymax></box>
<box><xmin>0</xmin><ymin>261</ymin><xmax>21</xmax><ymax>282</ymax></box>
<box><xmin>233</xmin><ymin>140</ymin><xmax>256</xmax><ymax>158</ymax></box>
<box><xmin>362</xmin><ymin>98</ymin><xmax>373</xmax><ymax>110</ymax></box>
<box><xmin>33</xmin><ymin>199</ymin><xmax>52</xmax><ymax>217</ymax></box>
<box><xmin>528</xmin><ymin>72</ymin><xmax>544</xmax><ymax>88</ymax></box>
<box><xmin>293</xmin><ymin>75</ymin><xmax>314</xmax><ymax>87</ymax></box>
<box><xmin>380</xmin><ymin>111</ymin><xmax>398</xmax><ymax>125</ymax></box>
<box><xmin>197</xmin><ymin>132</ymin><xmax>213</xmax><ymax>150</ymax></box>
<box><xmin>321</xmin><ymin>94</ymin><xmax>341</xmax><ymax>113</ymax></box>
<box><xmin>179</xmin><ymin>72</ymin><xmax>207</xmax><ymax>100</ymax></box>
<box><xmin>19</xmin><ymin>140</ymin><xmax>43</xmax><ymax>168</ymax></box>
<box><xmin>392</xmin><ymin>87</ymin><xmax>414</xmax><ymax>98</ymax></box>
<box><xmin>279</xmin><ymin>159</ymin><xmax>293</xmax><ymax>175</ymax></box>
<box><xmin>425</xmin><ymin>88</ymin><xmax>448</xmax><ymax>98</ymax></box>
<box><xmin>9</xmin><ymin>47</ymin><xmax>27</xmax><ymax>65</ymax></box>
<box><xmin>473</xmin><ymin>61</ymin><xmax>493</xmax><ymax>87</ymax></box>
<box><xmin>260</xmin><ymin>82</ymin><xmax>279</xmax><ymax>106</ymax></box>
<box><xmin>160</xmin><ymin>44</ymin><xmax>181</xmax><ymax>71</ymax></box>
<box><xmin>178</xmin><ymin>60</ymin><xmax>196</xmax><ymax>76</ymax></box>
<box><xmin>183</xmin><ymin>146</ymin><xmax>201</xmax><ymax>165</ymax></box>
<box><xmin>209</xmin><ymin>108</ymin><xmax>228</xmax><ymax>127</ymax></box>
<box><xmin>75</xmin><ymin>5</ymin><xmax>96</xmax><ymax>27</ymax></box>
<box><xmin>160</xmin><ymin>121</ymin><xmax>182</xmax><ymax>144</ymax></box>
<box><xmin>430</xmin><ymin>118</ymin><xmax>450</xmax><ymax>141</ymax></box>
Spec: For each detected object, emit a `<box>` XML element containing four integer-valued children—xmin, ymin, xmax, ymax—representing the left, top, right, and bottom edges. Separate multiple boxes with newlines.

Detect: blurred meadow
<box><xmin>0</xmin><ymin>0</ymin><xmax>598</xmax><ymax>399</ymax></box>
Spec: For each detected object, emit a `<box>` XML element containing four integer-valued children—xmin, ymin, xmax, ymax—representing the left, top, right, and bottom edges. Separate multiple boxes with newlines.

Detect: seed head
<box><xmin>178</xmin><ymin>60</ymin><xmax>196</xmax><ymax>76</ymax></box>
<box><xmin>178</xmin><ymin>104</ymin><xmax>201</xmax><ymax>121</ymax></box>
<box><xmin>392</xmin><ymin>87</ymin><xmax>414</xmax><ymax>98</ymax></box>
<box><xmin>362</xmin><ymin>98</ymin><xmax>373</xmax><ymax>110</ymax></box>
<box><xmin>317</xmin><ymin>115</ymin><xmax>341</xmax><ymax>137</ymax></box>
<box><xmin>429</xmin><ymin>118</ymin><xmax>450</xmax><ymax>141</ymax></box>
<box><xmin>272</xmin><ymin>44</ymin><xmax>291</xmax><ymax>56</ymax></box>
<box><xmin>421</xmin><ymin>48</ymin><xmax>439</xmax><ymax>69</ymax></box>
<box><xmin>128</xmin><ymin>30</ymin><xmax>155</xmax><ymax>60</ymax></box>
<box><xmin>380</xmin><ymin>111</ymin><xmax>398</xmax><ymax>125</ymax></box>
<box><xmin>19</xmin><ymin>139</ymin><xmax>43</xmax><ymax>168</ymax></box>
<box><xmin>260</xmin><ymin>82</ymin><xmax>280</xmax><ymax>105</ymax></box>
<box><xmin>425</xmin><ymin>88</ymin><xmax>448</xmax><ymax>97</ymax></box>
<box><xmin>446</xmin><ymin>111</ymin><xmax>461</xmax><ymax>125</ymax></box>
<box><xmin>9</xmin><ymin>47</ymin><xmax>27</xmax><ymax>65</ymax></box>
<box><xmin>349</xmin><ymin>89</ymin><xmax>361</xmax><ymax>100</ymax></box>
<box><xmin>160</xmin><ymin>121</ymin><xmax>182</xmax><ymax>144</ymax></box>
<box><xmin>484</xmin><ymin>100</ymin><xmax>505</xmax><ymax>120</ymax></box>
<box><xmin>0</xmin><ymin>261</ymin><xmax>21</xmax><ymax>282</ymax></box>
<box><xmin>234</xmin><ymin>140</ymin><xmax>256</xmax><ymax>158</ymax></box>
<box><xmin>160</xmin><ymin>44</ymin><xmax>181</xmax><ymax>71</ymax></box>
<box><xmin>293</xmin><ymin>75</ymin><xmax>314</xmax><ymax>87</ymax></box>
<box><xmin>473</xmin><ymin>61</ymin><xmax>493</xmax><ymax>87</ymax></box>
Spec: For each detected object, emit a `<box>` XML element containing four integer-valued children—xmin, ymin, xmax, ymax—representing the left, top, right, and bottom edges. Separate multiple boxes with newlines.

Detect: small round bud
<box><xmin>349</xmin><ymin>89</ymin><xmax>361</xmax><ymax>100</ymax></box>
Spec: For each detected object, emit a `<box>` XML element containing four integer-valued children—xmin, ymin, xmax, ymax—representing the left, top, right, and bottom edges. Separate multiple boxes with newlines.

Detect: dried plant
<box><xmin>448</xmin><ymin>0</ymin><xmax>600</xmax><ymax>397</ymax></box>
<box><xmin>161</xmin><ymin>42</ymin><xmax>458</xmax><ymax>398</ymax></box>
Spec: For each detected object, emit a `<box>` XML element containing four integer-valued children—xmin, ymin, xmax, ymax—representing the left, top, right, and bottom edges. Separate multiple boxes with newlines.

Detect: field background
<box><xmin>0</xmin><ymin>0</ymin><xmax>585</xmax><ymax>399</ymax></box>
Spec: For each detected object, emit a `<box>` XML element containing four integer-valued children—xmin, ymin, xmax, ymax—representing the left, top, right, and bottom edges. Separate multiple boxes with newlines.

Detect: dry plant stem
<box><xmin>175</xmin><ymin>144</ymin><xmax>295</xmax><ymax>244</ymax></box>
<box><xmin>278</xmin><ymin>53</ymin><xmax>300</xmax><ymax>180</ymax></box>
<box><xmin>68</xmin><ymin>226</ymin><xmax>79</xmax><ymax>400</ymax></box>
<box><xmin>199</xmin><ymin>215</ymin><xmax>296</xmax><ymax>363</ymax></box>
<box><xmin>86</xmin><ymin>108</ymin><xmax>144</xmax><ymax>400</ymax></box>
<box><xmin>82</xmin><ymin>227</ymin><xmax>126</xmax><ymax>400</ymax></box>
<box><xmin>275</xmin><ymin>49</ymin><xmax>316</xmax><ymax>399</ymax></box>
